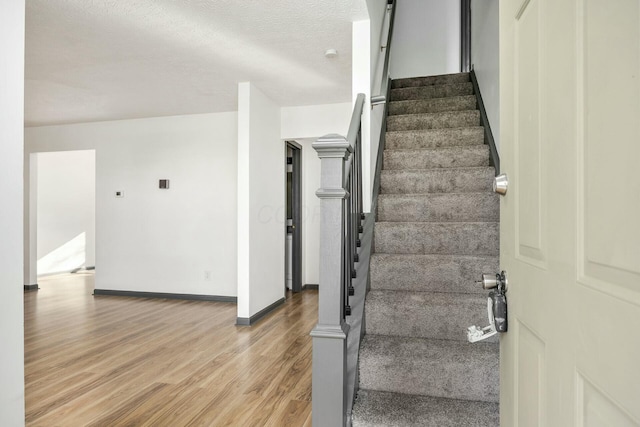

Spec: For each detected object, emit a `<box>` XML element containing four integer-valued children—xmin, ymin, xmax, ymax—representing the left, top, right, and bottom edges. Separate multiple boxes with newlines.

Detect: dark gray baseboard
<box><xmin>93</xmin><ymin>289</ymin><xmax>237</xmax><ymax>303</ymax></box>
<box><xmin>236</xmin><ymin>297</ymin><xmax>286</xmax><ymax>326</ymax></box>
<box><xmin>24</xmin><ymin>284</ymin><xmax>39</xmax><ymax>291</ymax></box>
<box><xmin>303</xmin><ymin>284</ymin><xmax>319</xmax><ymax>290</ymax></box>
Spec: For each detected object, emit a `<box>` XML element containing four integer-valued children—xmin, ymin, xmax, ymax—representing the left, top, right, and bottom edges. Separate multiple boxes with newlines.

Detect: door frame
<box><xmin>29</xmin><ymin>149</ymin><xmax>97</xmax><ymax>284</ymax></box>
<box><xmin>286</xmin><ymin>141</ymin><xmax>303</xmax><ymax>292</ymax></box>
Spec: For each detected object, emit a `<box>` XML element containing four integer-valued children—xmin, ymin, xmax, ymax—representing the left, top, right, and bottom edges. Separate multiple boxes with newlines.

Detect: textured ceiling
<box><xmin>25</xmin><ymin>0</ymin><xmax>369</xmax><ymax>126</ymax></box>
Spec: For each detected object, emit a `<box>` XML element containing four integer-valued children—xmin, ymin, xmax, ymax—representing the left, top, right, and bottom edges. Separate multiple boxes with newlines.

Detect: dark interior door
<box><xmin>287</xmin><ymin>142</ymin><xmax>302</xmax><ymax>292</ymax></box>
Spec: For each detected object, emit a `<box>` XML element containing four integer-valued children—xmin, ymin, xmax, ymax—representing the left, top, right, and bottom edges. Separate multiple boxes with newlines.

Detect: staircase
<box><xmin>351</xmin><ymin>73</ymin><xmax>500</xmax><ymax>426</ymax></box>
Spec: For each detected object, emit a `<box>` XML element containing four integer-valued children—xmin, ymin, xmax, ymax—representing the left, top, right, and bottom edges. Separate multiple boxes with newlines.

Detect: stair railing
<box><xmin>371</xmin><ymin>0</ymin><xmax>397</xmax><ymax>108</ymax></box>
<box><xmin>310</xmin><ymin>92</ymin><xmax>365</xmax><ymax>427</ymax></box>
<box><xmin>311</xmin><ymin>1</ymin><xmax>396</xmax><ymax>426</ymax></box>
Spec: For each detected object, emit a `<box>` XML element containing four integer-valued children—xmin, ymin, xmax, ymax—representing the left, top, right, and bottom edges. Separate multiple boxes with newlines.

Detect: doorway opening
<box><xmin>35</xmin><ymin>150</ymin><xmax>96</xmax><ymax>282</ymax></box>
<box><xmin>285</xmin><ymin>141</ymin><xmax>302</xmax><ymax>293</ymax></box>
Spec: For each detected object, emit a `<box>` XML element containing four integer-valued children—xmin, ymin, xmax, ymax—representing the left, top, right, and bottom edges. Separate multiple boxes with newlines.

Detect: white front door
<box><xmin>500</xmin><ymin>0</ymin><xmax>640</xmax><ymax>425</ymax></box>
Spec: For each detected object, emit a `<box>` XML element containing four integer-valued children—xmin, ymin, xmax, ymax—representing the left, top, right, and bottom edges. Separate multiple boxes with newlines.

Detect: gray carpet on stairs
<box><xmin>388</xmin><ymin>95</ymin><xmax>477</xmax><ymax>115</ymax></box>
<box><xmin>391</xmin><ymin>73</ymin><xmax>472</xmax><ymax>88</ymax></box>
<box><xmin>352</xmin><ymin>390</ymin><xmax>499</xmax><ymax>427</ymax></box>
<box><xmin>380</xmin><ymin>167</ymin><xmax>495</xmax><ymax>194</ymax></box>
<box><xmin>386</xmin><ymin>110</ymin><xmax>480</xmax><ymax>131</ymax></box>
<box><xmin>385</xmin><ymin>127</ymin><xmax>485</xmax><ymax>149</ymax></box>
<box><xmin>365</xmin><ymin>290</ymin><xmax>499</xmax><ymax>342</ymax></box>
<box><xmin>352</xmin><ymin>72</ymin><xmax>499</xmax><ymax>426</ymax></box>
<box><xmin>358</xmin><ymin>335</ymin><xmax>499</xmax><ymax>402</ymax></box>
<box><xmin>390</xmin><ymin>82</ymin><xmax>474</xmax><ymax>101</ymax></box>
<box><xmin>370</xmin><ymin>254</ymin><xmax>498</xmax><ymax>294</ymax></box>
<box><xmin>377</xmin><ymin>193</ymin><xmax>499</xmax><ymax>222</ymax></box>
<box><xmin>383</xmin><ymin>145</ymin><xmax>490</xmax><ymax>170</ymax></box>
<box><xmin>374</xmin><ymin>221</ymin><xmax>499</xmax><ymax>255</ymax></box>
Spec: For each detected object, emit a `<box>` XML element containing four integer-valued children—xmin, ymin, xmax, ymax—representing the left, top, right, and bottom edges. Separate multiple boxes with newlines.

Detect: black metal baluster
<box><xmin>345</xmin><ymin>185</ymin><xmax>352</xmax><ymax>315</ymax></box>
<box><xmin>356</xmin><ymin>130</ymin><xmax>363</xmax><ymax>232</ymax></box>
<box><xmin>350</xmin><ymin>159</ymin><xmax>357</xmax><ymax>278</ymax></box>
<box><xmin>356</xmin><ymin>131</ymin><xmax>363</xmax><ymax>248</ymax></box>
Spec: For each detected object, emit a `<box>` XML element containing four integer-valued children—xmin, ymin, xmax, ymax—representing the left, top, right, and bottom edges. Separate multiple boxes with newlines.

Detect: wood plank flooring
<box><xmin>25</xmin><ymin>273</ymin><xmax>317</xmax><ymax>426</ymax></box>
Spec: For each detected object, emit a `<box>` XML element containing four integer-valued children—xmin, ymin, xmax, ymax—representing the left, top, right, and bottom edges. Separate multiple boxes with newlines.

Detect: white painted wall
<box><xmin>353</xmin><ymin>19</ymin><xmax>372</xmax><ymax>212</ymax></box>
<box><xmin>282</xmin><ymin>103</ymin><xmax>351</xmax><ymax>286</ymax></box>
<box><xmin>237</xmin><ymin>82</ymin><xmax>285</xmax><ymax>319</ymax></box>
<box><xmin>367</xmin><ymin>0</ymin><xmax>389</xmax><ymax>86</ymax></box>
<box><xmin>471</xmin><ymin>0</ymin><xmax>500</xmax><ymax>150</ymax></box>
<box><xmin>25</xmin><ymin>98</ymin><xmax>352</xmax><ymax>306</ymax></box>
<box><xmin>0</xmin><ymin>1</ymin><xmax>25</xmax><ymax>424</ymax></box>
<box><xmin>390</xmin><ymin>0</ymin><xmax>461</xmax><ymax>79</ymax></box>
<box><xmin>281</xmin><ymin>103</ymin><xmax>352</xmax><ymax>140</ymax></box>
<box><xmin>365</xmin><ymin>0</ymin><xmax>393</xmax><ymax>215</ymax></box>
<box><xmin>26</xmin><ymin>112</ymin><xmax>238</xmax><ymax>297</ymax></box>
<box><xmin>36</xmin><ymin>150</ymin><xmax>96</xmax><ymax>275</ymax></box>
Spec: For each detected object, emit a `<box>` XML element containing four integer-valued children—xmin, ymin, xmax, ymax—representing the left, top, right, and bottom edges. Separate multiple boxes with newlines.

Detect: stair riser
<box><xmin>380</xmin><ymin>168</ymin><xmax>494</xmax><ymax>194</ymax></box>
<box><xmin>385</xmin><ymin>128</ymin><xmax>485</xmax><ymax>150</ymax></box>
<box><xmin>390</xmin><ymin>83</ymin><xmax>473</xmax><ymax>101</ymax></box>
<box><xmin>374</xmin><ymin>222</ymin><xmax>499</xmax><ymax>256</ymax></box>
<box><xmin>383</xmin><ymin>146</ymin><xmax>490</xmax><ymax>170</ymax></box>
<box><xmin>388</xmin><ymin>96</ymin><xmax>476</xmax><ymax>116</ymax></box>
<box><xmin>377</xmin><ymin>193</ymin><xmax>499</xmax><ymax>222</ymax></box>
<box><xmin>352</xmin><ymin>390</ymin><xmax>500</xmax><ymax>427</ymax></box>
<box><xmin>391</xmin><ymin>73</ymin><xmax>471</xmax><ymax>89</ymax></box>
<box><xmin>359</xmin><ymin>336</ymin><xmax>499</xmax><ymax>402</ymax></box>
<box><xmin>370</xmin><ymin>254</ymin><xmax>499</xmax><ymax>293</ymax></box>
<box><xmin>387</xmin><ymin>110</ymin><xmax>480</xmax><ymax>132</ymax></box>
<box><xmin>365</xmin><ymin>291</ymin><xmax>498</xmax><ymax>342</ymax></box>
<box><xmin>354</xmin><ymin>72</ymin><xmax>500</xmax><ymax>425</ymax></box>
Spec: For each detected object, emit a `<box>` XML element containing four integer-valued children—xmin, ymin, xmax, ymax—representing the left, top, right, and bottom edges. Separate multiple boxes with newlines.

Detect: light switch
<box><xmin>159</xmin><ymin>179</ymin><xmax>170</xmax><ymax>189</ymax></box>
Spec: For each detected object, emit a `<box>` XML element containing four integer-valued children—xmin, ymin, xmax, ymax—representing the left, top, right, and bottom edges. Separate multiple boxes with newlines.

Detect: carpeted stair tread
<box><xmin>380</xmin><ymin>167</ymin><xmax>494</xmax><ymax>194</ymax></box>
<box><xmin>351</xmin><ymin>390</ymin><xmax>499</xmax><ymax>427</ymax></box>
<box><xmin>387</xmin><ymin>110</ymin><xmax>480</xmax><ymax>131</ymax></box>
<box><xmin>365</xmin><ymin>290</ymin><xmax>498</xmax><ymax>342</ymax></box>
<box><xmin>391</xmin><ymin>72</ymin><xmax>471</xmax><ymax>89</ymax></box>
<box><xmin>385</xmin><ymin>127</ymin><xmax>485</xmax><ymax>150</ymax></box>
<box><xmin>388</xmin><ymin>95</ymin><xmax>477</xmax><ymax>115</ymax></box>
<box><xmin>353</xmin><ymin>72</ymin><xmax>499</xmax><ymax>425</ymax></box>
<box><xmin>370</xmin><ymin>254</ymin><xmax>499</xmax><ymax>293</ymax></box>
<box><xmin>390</xmin><ymin>82</ymin><xmax>473</xmax><ymax>101</ymax></box>
<box><xmin>359</xmin><ymin>335</ymin><xmax>499</xmax><ymax>402</ymax></box>
<box><xmin>383</xmin><ymin>145</ymin><xmax>490</xmax><ymax>170</ymax></box>
<box><xmin>374</xmin><ymin>221</ymin><xmax>499</xmax><ymax>255</ymax></box>
<box><xmin>377</xmin><ymin>192</ymin><xmax>498</xmax><ymax>222</ymax></box>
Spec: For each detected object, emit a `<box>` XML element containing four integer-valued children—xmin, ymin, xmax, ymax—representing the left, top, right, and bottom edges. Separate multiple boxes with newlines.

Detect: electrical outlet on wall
<box><xmin>204</xmin><ymin>270</ymin><xmax>211</xmax><ymax>281</ymax></box>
